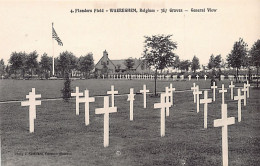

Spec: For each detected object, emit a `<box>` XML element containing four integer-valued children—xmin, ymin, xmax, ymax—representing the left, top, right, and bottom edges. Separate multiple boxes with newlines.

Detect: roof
<box><xmin>110</xmin><ymin>58</ymin><xmax>142</xmax><ymax>69</ymax></box>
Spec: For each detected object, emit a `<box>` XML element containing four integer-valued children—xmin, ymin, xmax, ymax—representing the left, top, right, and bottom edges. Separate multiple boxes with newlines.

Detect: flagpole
<box><xmin>52</xmin><ymin>22</ymin><xmax>55</xmax><ymax>76</ymax></box>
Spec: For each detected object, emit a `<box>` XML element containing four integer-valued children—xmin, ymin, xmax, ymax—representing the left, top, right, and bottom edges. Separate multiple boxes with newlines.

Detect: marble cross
<box><xmin>241</xmin><ymin>84</ymin><xmax>247</xmax><ymax>106</ymax></box>
<box><xmin>200</xmin><ymin>90</ymin><xmax>212</xmax><ymax>128</ymax></box>
<box><xmin>211</xmin><ymin>82</ymin><xmax>217</xmax><ymax>101</ymax></box>
<box><xmin>95</xmin><ymin>96</ymin><xmax>117</xmax><ymax>147</ymax></box>
<box><xmin>21</xmin><ymin>88</ymin><xmax>41</xmax><ymax>133</ymax></box>
<box><xmin>154</xmin><ymin>93</ymin><xmax>168</xmax><ymax>137</ymax></box>
<box><xmin>246</xmin><ymin>81</ymin><xmax>250</xmax><ymax>98</ymax></box>
<box><xmin>188</xmin><ymin>75</ymin><xmax>191</xmax><ymax>81</ymax></box>
<box><xmin>165</xmin><ymin>87</ymin><xmax>172</xmax><ymax>116</ymax></box>
<box><xmin>219</xmin><ymin>84</ymin><xmax>227</xmax><ymax>104</ymax></box>
<box><xmin>229</xmin><ymin>81</ymin><xmax>235</xmax><ymax>99</ymax></box>
<box><xmin>127</xmin><ymin>88</ymin><xmax>135</xmax><ymax>121</ymax></box>
<box><xmin>193</xmin><ymin>85</ymin><xmax>202</xmax><ymax>113</ymax></box>
<box><xmin>107</xmin><ymin>85</ymin><xmax>118</xmax><ymax>107</ymax></box>
<box><xmin>204</xmin><ymin>75</ymin><xmax>207</xmax><ymax>81</ymax></box>
<box><xmin>191</xmin><ymin>83</ymin><xmax>197</xmax><ymax>103</ymax></box>
<box><xmin>78</xmin><ymin>89</ymin><xmax>95</xmax><ymax>126</ymax></box>
<box><xmin>71</xmin><ymin>87</ymin><xmax>84</xmax><ymax>115</ymax></box>
<box><xmin>140</xmin><ymin>84</ymin><xmax>150</xmax><ymax>108</ymax></box>
<box><xmin>168</xmin><ymin>83</ymin><xmax>176</xmax><ymax>106</ymax></box>
<box><xmin>234</xmin><ymin>88</ymin><xmax>244</xmax><ymax>122</ymax></box>
<box><xmin>196</xmin><ymin>75</ymin><xmax>199</xmax><ymax>81</ymax></box>
<box><xmin>213</xmin><ymin>104</ymin><xmax>235</xmax><ymax>166</ymax></box>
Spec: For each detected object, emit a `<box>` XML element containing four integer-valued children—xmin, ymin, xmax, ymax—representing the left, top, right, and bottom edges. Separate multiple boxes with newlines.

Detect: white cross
<box><xmin>211</xmin><ymin>82</ymin><xmax>217</xmax><ymax>102</ymax></box>
<box><xmin>219</xmin><ymin>84</ymin><xmax>227</xmax><ymax>104</ymax></box>
<box><xmin>78</xmin><ymin>89</ymin><xmax>95</xmax><ymax>126</ymax></box>
<box><xmin>200</xmin><ymin>90</ymin><xmax>212</xmax><ymax>129</ymax></box>
<box><xmin>21</xmin><ymin>88</ymin><xmax>41</xmax><ymax>133</ymax></box>
<box><xmin>196</xmin><ymin>75</ymin><xmax>199</xmax><ymax>81</ymax></box>
<box><xmin>213</xmin><ymin>104</ymin><xmax>235</xmax><ymax>166</ymax></box>
<box><xmin>193</xmin><ymin>85</ymin><xmax>202</xmax><ymax>113</ymax></box>
<box><xmin>71</xmin><ymin>87</ymin><xmax>83</xmax><ymax>115</ymax></box>
<box><xmin>154</xmin><ymin>93</ymin><xmax>169</xmax><ymax>137</ymax></box>
<box><xmin>95</xmin><ymin>96</ymin><xmax>117</xmax><ymax>147</ymax></box>
<box><xmin>204</xmin><ymin>75</ymin><xmax>207</xmax><ymax>81</ymax></box>
<box><xmin>107</xmin><ymin>85</ymin><xmax>118</xmax><ymax>107</ymax></box>
<box><xmin>191</xmin><ymin>83</ymin><xmax>197</xmax><ymax>103</ymax></box>
<box><xmin>127</xmin><ymin>88</ymin><xmax>135</xmax><ymax>121</ymax></box>
<box><xmin>1</xmin><ymin>75</ymin><xmax>4</xmax><ymax>80</ymax></box>
<box><xmin>168</xmin><ymin>83</ymin><xmax>176</xmax><ymax>106</ymax></box>
<box><xmin>140</xmin><ymin>84</ymin><xmax>149</xmax><ymax>108</ymax></box>
<box><xmin>245</xmin><ymin>74</ymin><xmax>248</xmax><ymax>80</ymax></box>
<box><xmin>234</xmin><ymin>88</ymin><xmax>244</xmax><ymax>122</ymax></box>
<box><xmin>188</xmin><ymin>75</ymin><xmax>191</xmax><ymax>81</ymax></box>
<box><xmin>102</xmin><ymin>75</ymin><xmax>104</xmax><ymax>79</ymax></box>
<box><xmin>246</xmin><ymin>81</ymin><xmax>250</xmax><ymax>98</ymax></box>
<box><xmin>165</xmin><ymin>87</ymin><xmax>172</xmax><ymax>116</ymax></box>
<box><xmin>229</xmin><ymin>81</ymin><xmax>235</xmax><ymax>100</ymax></box>
<box><xmin>116</xmin><ymin>74</ymin><xmax>118</xmax><ymax>79</ymax></box>
<box><xmin>241</xmin><ymin>84</ymin><xmax>247</xmax><ymax>106</ymax></box>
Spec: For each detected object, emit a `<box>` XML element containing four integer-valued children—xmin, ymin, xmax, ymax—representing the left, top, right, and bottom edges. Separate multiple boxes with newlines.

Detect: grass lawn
<box><xmin>0</xmin><ymin>79</ymin><xmax>259</xmax><ymax>165</ymax></box>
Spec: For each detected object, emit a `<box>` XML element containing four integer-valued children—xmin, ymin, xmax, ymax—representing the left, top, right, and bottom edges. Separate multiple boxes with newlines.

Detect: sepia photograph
<box><xmin>0</xmin><ymin>0</ymin><xmax>259</xmax><ymax>165</ymax></box>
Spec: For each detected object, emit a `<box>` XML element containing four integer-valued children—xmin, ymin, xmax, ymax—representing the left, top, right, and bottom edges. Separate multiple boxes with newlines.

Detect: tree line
<box><xmin>0</xmin><ymin>51</ymin><xmax>94</xmax><ymax>79</ymax></box>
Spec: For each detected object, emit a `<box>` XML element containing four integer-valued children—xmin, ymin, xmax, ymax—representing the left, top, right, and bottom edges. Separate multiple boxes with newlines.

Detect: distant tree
<box><xmin>143</xmin><ymin>34</ymin><xmax>177</xmax><ymax>95</ymax></box>
<box><xmin>227</xmin><ymin>38</ymin><xmax>248</xmax><ymax>82</ymax></box>
<box><xmin>25</xmin><ymin>51</ymin><xmax>39</xmax><ymax>77</ymax></box>
<box><xmin>191</xmin><ymin>55</ymin><xmax>200</xmax><ymax>73</ymax></box>
<box><xmin>250</xmin><ymin>39</ymin><xmax>260</xmax><ymax>88</ymax></box>
<box><xmin>77</xmin><ymin>53</ymin><xmax>94</xmax><ymax>78</ymax></box>
<box><xmin>179</xmin><ymin>60</ymin><xmax>190</xmax><ymax>72</ymax></box>
<box><xmin>208</xmin><ymin>54</ymin><xmax>215</xmax><ymax>70</ymax></box>
<box><xmin>0</xmin><ymin>59</ymin><xmax>5</xmax><ymax>76</ymax></box>
<box><xmin>39</xmin><ymin>53</ymin><xmax>52</xmax><ymax>79</ymax></box>
<box><xmin>124</xmin><ymin>58</ymin><xmax>135</xmax><ymax>71</ymax></box>
<box><xmin>172</xmin><ymin>55</ymin><xmax>180</xmax><ymax>70</ymax></box>
<box><xmin>9</xmin><ymin>51</ymin><xmax>27</xmax><ymax>78</ymax></box>
<box><xmin>214</xmin><ymin>55</ymin><xmax>222</xmax><ymax>69</ymax></box>
<box><xmin>57</xmin><ymin>51</ymin><xmax>77</xmax><ymax>77</ymax></box>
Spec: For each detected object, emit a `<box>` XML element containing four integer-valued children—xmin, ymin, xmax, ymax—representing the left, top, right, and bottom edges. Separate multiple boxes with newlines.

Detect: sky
<box><xmin>0</xmin><ymin>0</ymin><xmax>260</xmax><ymax>66</ymax></box>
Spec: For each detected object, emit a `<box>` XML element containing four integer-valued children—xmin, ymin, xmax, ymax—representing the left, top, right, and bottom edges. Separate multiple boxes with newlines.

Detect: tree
<box><xmin>77</xmin><ymin>53</ymin><xmax>94</xmax><ymax>78</ymax></box>
<box><xmin>0</xmin><ymin>59</ymin><xmax>5</xmax><ymax>76</ymax></box>
<box><xmin>57</xmin><ymin>51</ymin><xmax>77</xmax><ymax>77</ymax></box>
<box><xmin>39</xmin><ymin>53</ymin><xmax>52</xmax><ymax>79</ymax></box>
<box><xmin>208</xmin><ymin>54</ymin><xmax>215</xmax><ymax>70</ymax></box>
<box><xmin>179</xmin><ymin>60</ymin><xmax>190</xmax><ymax>72</ymax></box>
<box><xmin>227</xmin><ymin>38</ymin><xmax>248</xmax><ymax>82</ymax></box>
<box><xmin>124</xmin><ymin>58</ymin><xmax>135</xmax><ymax>71</ymax></box>
<box><xmin>143</xmin><ymin>34</ymin><xmax>177</xmax><ymax>95</ymax></box>
<box><xmin>214</xmin><ymin>54</ymin><xmax>222</xmax><ymax>69</ymax></box>
<box><xmin>191</xmin><ymin>55</ymin><xmax>200</xmax><ymax>73</ymax></box>
<box><xmin>9</xmin><ymin>51</ymin><xmax>26</xmax><ymax>78</ymax></box>
<box><xmin>172</xmin><ymin>55</ymin><xmax>180</xmax><ymax>70</ymax></box>
<box><xmin>250</xmin><ymin>39</ymin><xmax>260</xmax><ymax>88</ymax></box>
<box><xmin>25</xmin><ymin>51</ymin><xmax>39</xmax><ymax>77</ymax></box>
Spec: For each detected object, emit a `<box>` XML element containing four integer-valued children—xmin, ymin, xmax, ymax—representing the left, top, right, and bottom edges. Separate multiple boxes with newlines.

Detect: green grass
<box><xmin>0</xmin><ymin>79</ymin><xmax>259</xmax><ymax>165</ymax></box>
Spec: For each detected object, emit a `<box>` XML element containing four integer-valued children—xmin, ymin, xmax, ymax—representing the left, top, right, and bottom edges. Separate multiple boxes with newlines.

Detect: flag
<box><xmin>52</xmin><ymin>25</ymin><xmax>63</xmax><ymax>46</ymax></box>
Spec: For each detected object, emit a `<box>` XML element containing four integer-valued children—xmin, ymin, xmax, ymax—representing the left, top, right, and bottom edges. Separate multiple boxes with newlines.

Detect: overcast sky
<box><xmin>0</xmin><ymin>0</ymin><xmax>260</xmax><ymax>66</ymax></box>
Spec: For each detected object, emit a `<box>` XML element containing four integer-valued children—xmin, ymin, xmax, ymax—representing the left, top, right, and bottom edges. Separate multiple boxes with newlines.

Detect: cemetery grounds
<box><xmin>0</xmin><ymin>79</ymin><xmax>259</xmax><ymax>166</ymax></box>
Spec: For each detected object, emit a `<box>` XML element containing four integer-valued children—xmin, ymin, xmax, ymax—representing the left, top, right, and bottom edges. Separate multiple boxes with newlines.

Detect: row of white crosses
<box><xmin>72</xmin><ymin>85</ymin><xmax>118</xmax><ymax>147</ymax></box>
<box><xmin>191</xmin><ymin>81</ymin><xmax>251</xmax><ymax>166</ymax></box>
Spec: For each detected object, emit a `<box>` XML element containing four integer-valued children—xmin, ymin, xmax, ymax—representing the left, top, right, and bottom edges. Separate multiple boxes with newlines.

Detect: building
<box><xmin>95</xmin><ymin>50</ymin><xmax>151</xmax><ymax>75</ymax></box>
